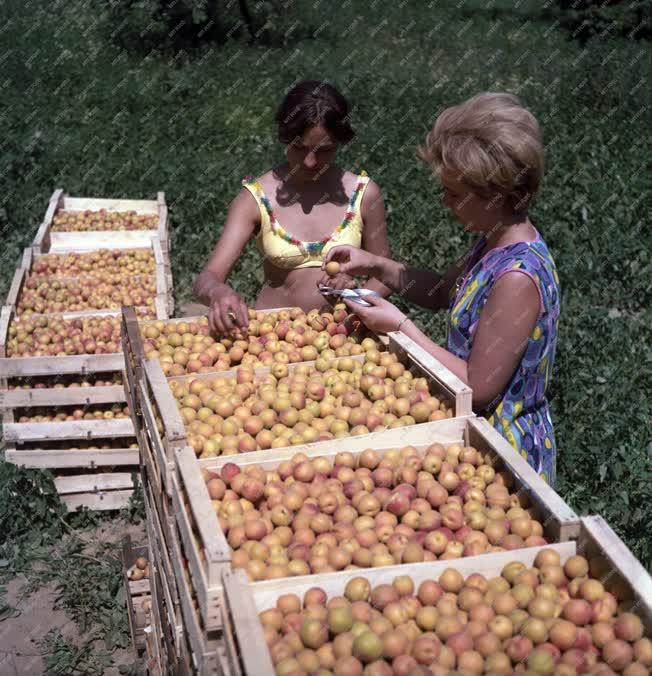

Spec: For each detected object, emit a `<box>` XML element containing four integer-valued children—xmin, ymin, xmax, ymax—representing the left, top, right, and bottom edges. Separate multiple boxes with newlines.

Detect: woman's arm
<box><xmin>194</xmin><ymin>187</ymin><xmax>260</xmax><ymax>334</ymax></box>
<box><xmin>344</xmin><ymin>271</ymin><xmax>540</xmax><ymax>411</ymax></box>
<box><xmin>378</xmin><ymin>256</ymin><xmax>467</xmax><ymax>311</ymax></box>
<box><xmin>325</xmin><ymin>243</ymin><xmax>472</xmax><ymax>311</ymax></box>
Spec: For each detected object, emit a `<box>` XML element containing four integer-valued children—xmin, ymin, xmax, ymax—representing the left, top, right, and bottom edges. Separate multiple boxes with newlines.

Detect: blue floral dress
<box><xmin>446</xmin><ymin>230</ymin><xmax>561</xmax><ymax>485</ymax></box>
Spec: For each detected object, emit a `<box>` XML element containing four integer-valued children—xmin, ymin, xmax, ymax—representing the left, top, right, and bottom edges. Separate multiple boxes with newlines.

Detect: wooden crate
<box><xmin>174</xmin><ymin>416</ymin><xmax>578</xmax><ymax>635</ymax></box>
<box><xmin>121</xmin><ymin>309</ymin><xmax>370</xmax><ymax>390</ymax></box>
<box><xmin>31</xmin><ymin>189</ymin><xmax>169</xmax><ymax>254</ymax></box>
<box><xmin>0</xmin><ymin>304</ymin><xmax>126</xmax><ymax>370</ymax></box>
<box><xmin>575</xmin><ymin>515</ymin><xmax>652</xmax><ymax>634</ymax></box>
<box><xmin>5</xmin><ymin>244</ymin><xmax>170</xmax><ymax>321</ymax></box>
<box><xmin>146</xmin><ymin>468</ymin><xmax>222</xmax><ymax>674</ymax></box>
<box><xmin>223</xmin><ymin>515</ymin><xmax>652</xmax><ymax>676</ymax></box>
<box><xmin>222</xmin><ymin>541</ymin><xmax>577</xmax><ymax>676</ymax></box>
<box><xmin>121</xmin><ymin>537</ymin><xmax>151</xmax><ymax>653</ymax></box>
<box><xmin>2</xmin><ymin>391</ymin><xmax>138</xmax><ymax>510</ymax></box>
<box><xmin>138</xmin><ymin>330</ymin><xmax>473</xmax><ymax>494</ymax></box>
<box><xmin>166</xmin><ymin>515</ymin><xmax>223</xmax><ymax>676</ymax></box>
<box><xmin>142</xmin><ymin>450</ymin><xmax>227</xmax><ymax>675</ymax></box>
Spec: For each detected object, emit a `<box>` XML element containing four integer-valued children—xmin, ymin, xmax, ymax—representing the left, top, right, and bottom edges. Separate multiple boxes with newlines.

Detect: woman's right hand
<box><xmin>323</xmin><ymin>245</ymin><xmax>381</xmax><ymax>277</ymax></box>
<box><xmin>208</xmin><ymin>284</ymin><xmax>249</xmax><ymax>336</ymax></box>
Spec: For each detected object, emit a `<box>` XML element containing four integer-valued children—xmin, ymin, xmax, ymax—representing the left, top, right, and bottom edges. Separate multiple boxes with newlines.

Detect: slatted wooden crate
<box><xmin>4</xmin><ymin>244</ymin><xmax>170</xmax><ymax>320</ymax></box>
<box><xmin>134</xmin><ymin>330</ymin><xmax>472</xmax><ymax>498</ymax></box>
<box><xmin>120</xmin><ymin>305</ymin><xmax>386</xmax><ymax>388</ymax></box>
<box><xmin>121</xmin><ymin>537</ymin><xmax>151</xmax><ymax>653</ymax></box>
<box><xmin>143</xmin><ymin>459</ymin><xmax>224</xmax><ymax>675</ymax></box>
<box><xmin>170</xmin><ymin>415</ymin><xmax>578</xmax><ymax>636</ymax></box>
<box><xmin>222</xmin><ymin>542</ymin><xmax>575</xmax><ymax>676</ymax></box>
<box><xmin>1</xmin><ymin>370</ymin><xmax>138</xmax><ymax>510</ymax></box>
<box><xmin>0</xmin><ymin>304</ymin><xmax>127</xmax><ymax>367</ymax></box>
<box><xmin>222</xmin><ymin>515</ymin><xmax>652</xmax><ymax>676</ymax></box>
<box><xmin>32</xmin><ymin>189</ymin><xmax>169</xmax><ymax>254</ymax></box>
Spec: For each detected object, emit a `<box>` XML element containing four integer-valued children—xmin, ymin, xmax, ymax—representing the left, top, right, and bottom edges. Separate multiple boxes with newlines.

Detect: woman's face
<box><xmin>286</xmin><ymin>125</ymin><xmax>338</xmax><ymax>180</ymax></box>
<box><xmin>439</xmin><ymin>170</ymin><xmax>502</xmax><ymax>232</ymax></box>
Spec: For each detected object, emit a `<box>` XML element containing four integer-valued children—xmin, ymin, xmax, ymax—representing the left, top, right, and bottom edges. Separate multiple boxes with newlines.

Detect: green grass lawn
<box><xmin>0</xmin><ymin>0</ymin><xmax>650</xmax><ymax>662</ymax></box>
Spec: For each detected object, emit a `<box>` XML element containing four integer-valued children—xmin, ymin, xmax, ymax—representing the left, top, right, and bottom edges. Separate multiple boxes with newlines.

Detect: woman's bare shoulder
<box><xmin>255</xmin><ymin>167</ymin><xmax>283</xmax><ymax>192</ymax></box>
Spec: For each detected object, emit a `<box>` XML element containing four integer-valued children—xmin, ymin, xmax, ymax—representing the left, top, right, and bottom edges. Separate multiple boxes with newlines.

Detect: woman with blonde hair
<box><xmin>324</xmin><ymin>92</ymin><xmax>561</xmax><ymax>484</ymax></box>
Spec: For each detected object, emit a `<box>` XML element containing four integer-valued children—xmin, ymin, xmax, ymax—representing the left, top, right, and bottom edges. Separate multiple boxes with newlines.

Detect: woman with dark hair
<box><xmin>195</xmin><ymin>80</ymin><xmax>391</xmax><ymax>334</ymax></box>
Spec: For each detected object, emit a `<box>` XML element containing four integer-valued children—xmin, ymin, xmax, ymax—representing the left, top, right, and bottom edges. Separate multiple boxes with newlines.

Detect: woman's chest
<box><xmin>268</xmin><ymin>198</ymin><xmax>351</xmax><ymax>241</ymax></box>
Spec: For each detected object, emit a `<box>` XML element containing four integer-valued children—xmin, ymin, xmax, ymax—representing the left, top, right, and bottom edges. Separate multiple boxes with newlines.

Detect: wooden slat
<box><xmin>54</xmin><ymin>472</ymin><xmax>135</xmax><ymax>494</ymax></box>
<box><xmin>0</xmin><ymin>352</ymin><xmax>125</xmax><ymax>378</ymax></box>
<box><xmin>145</xmin><ymin>564</ymin><xmax>166</xmax><ymax>675</ymax></box>
<box><xmin>15</xmin><ymin>307</ymin><xmax>153</xmax><ymax>321</ymax></box>
<box><xmin>0</xmin><ymin>384</ymin><xmax>125</xmax><ymax>408</ymax></box>
<box><xmin>0</xmin><ymin>305</ymin><xmax>13</xmax><ymax>357</ymax></box>
<box><xmin>143</xmin><ymin>479</ymin><xmax>180</xmax><ymax>605</ymax></box>
<box><xmin>154</xmin><ymin>294</ymin><xmax>168</xmax><ymax>320</ymax></box>
<box><xmin>220</xmin><ymin>589</ymin><xmax>243</xmax><ymax>676</ymax></box>
<box><xmin>49</xmin><ymin>231</ymin><xmax>159</xmax><ymax>252</ymax></box>
<box><xmin>147</xmin><ymin>551</ymin><xmax>182</xmax><ymax>666</ymax></box>
<box><xmin>223</xmin><ymin>570</ymin><xmax>275</xmax><ymax>676</ymax></box>
<box><xmin>122</xmin><ymin>537</ymin><xmax>150</xmax><ymax>653</ymax></box>
<box><xmin>139</xmin><ymin>382</ymin><xmax>175</xmax><ymax>492</ymax></box>
<box><xmin>5</xmin><ymin>265</ymin><xmax>27</xmax><ymax>308</ymax></box>
<box><xmin>61</xmin><ymin>489</ymin><xmax>133</xmax><ymax>511</ymax></box>
<box><xmin>129</xmin><ymin>579</ymin><xmax>151</xmax><ymax>596</ymax></box>
<box><xmin>468</xmin><ymin>417</ymin><xmax>580</xmax><ymax>540</ymax></box>
<box><xmin>169</xmin><ymin>473</ymin><xmax>225</xmax><ymax>628</ymax></box>
<box><xmin>4</xmin><ymin>447</ymin><xmax>138</xmax><ymax>469</ymax></box>
<box><xmin>388</xmin><ymin>330</ymin><xmax>473</xmax><ymax>416</ymax></box>
<box><xmin>3</xmin><ymin>417</ymin><xmax>134</xmax><ymax>442</ymax></box>
<box><xmin>198</xmin><ymin>415</ymin><xmax>469</xmax><ymax>471</ymax></box>
<box><xmin>31</xmin><ymin>189</ymin><xmax>63</xmax><ymax>252</ymax></box>
<box><xmin>62</xmin><ymin>196</ymin><xmax>158</xmax><ymax>214</ymax></box>
<box><xmin>175</xmin><ymin>446</ymin><xmax>230</xmax><ymax>567</ymax></box>
<box><xmin>121</xmin><ymin>305</ymin><xmax>145</xmax><ymax>413</ymax></box>
<box><xmin>143</xmin><ymin>359</ymin><xmax>185</xmax><ymax>441</ymax></box>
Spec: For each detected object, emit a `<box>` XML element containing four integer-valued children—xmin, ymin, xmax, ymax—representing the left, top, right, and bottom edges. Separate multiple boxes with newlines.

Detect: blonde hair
<box><xmin>418</xmin><ymin>92</ymin><xmax>544</xmax><ymax>213</ymax></box>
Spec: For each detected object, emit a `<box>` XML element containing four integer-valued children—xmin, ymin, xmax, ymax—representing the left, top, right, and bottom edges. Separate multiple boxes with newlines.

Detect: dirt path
<box><xmin>0</xmin><ymin>518</ymin><xmax>147</xmax><ymax>675</ymax></box>
<box><xmin>0</xmin><ymin>578</ymin><xmax>75</xmax><ymax>675</ymax></box>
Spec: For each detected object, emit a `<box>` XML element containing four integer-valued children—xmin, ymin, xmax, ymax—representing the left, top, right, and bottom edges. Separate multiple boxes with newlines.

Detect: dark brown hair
<box><xmin>275</xmin><ymin>80</ymin><xmax>354</xmax><ymax>145</ymax></box>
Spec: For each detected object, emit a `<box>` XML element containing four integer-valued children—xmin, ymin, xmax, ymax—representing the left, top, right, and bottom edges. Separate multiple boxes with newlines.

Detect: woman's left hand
<box><xmin>317</xmin><ymin>272</ymin><xmax>357</xmax><ymax>297</ymax></box>
<box><xmin>342</xmin><ymin>294</ymin><xmax>407</xmax><ymax>334</ymax></box>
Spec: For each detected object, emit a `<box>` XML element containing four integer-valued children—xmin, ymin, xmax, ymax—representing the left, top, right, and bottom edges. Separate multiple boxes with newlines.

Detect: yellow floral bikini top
<box><xmin>241</xmin><ymin>171</ymin><xmax>370</xmax><ymax>270</ymax></box>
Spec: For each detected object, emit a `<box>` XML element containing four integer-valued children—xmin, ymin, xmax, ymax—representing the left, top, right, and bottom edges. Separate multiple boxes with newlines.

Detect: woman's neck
<box><xmin>481</xmin><ymin>215</ymin><xmax>535</xmax><ymax>252</ymax></box>
<box><xmin>279</xmin><ymin>163</ymin><xmax>341</xmax><ymax>192</ymax></box>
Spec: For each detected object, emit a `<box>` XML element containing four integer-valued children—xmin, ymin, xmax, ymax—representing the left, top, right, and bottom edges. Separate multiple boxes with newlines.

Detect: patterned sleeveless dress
<box><xmin>446</xmin><ymin>229</ymin><xmax>561</xmax><ymax>485</ymax></box>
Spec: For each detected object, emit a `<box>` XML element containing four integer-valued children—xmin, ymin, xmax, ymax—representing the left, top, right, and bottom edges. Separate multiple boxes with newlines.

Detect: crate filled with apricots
<box><xmin>32</xmin><ymin>189</ymin><xmax>169</xmax><ymax>253</ymax></box>
<box><xmin>4</xmin><ymin>245</ymin><xmax>170</xmax><ymax>319</ymax></box>
<box><xmin>222</xmin><ymin>515</ymin><xmax>652</xmax><ymax>676</ymax></box>
<box><xmin>155</xmin><ymin>415</ymin><xmax>577</xmax><ymax>642</ymax></box>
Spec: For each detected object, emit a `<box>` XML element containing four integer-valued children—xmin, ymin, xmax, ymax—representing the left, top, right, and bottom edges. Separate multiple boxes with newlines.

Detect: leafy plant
<box><xmin>40</xmin><ymin>630</ymin><xmax>113</xmax><ymax>675</ymax></box>
<box><xmin>0</xmin><ymin>462</ymin><xmax>67</xmax><ymax>553</ymax></box>
<box><xmin>557</xmin><ymin>0</ymin><xmax>652</xmax><ymax>42</ymax></box>
<box><xmin>96</xmin><ymin>0</ymin><xmax>318</xmax><ymax>53</ymax></box>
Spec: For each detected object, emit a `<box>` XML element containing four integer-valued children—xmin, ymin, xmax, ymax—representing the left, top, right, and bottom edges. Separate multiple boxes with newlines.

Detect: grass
<box><xmin>0</xmin><ymin>0</ymin><xmax>651</xmax><ymax>664</ymax></box>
